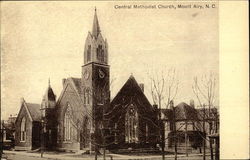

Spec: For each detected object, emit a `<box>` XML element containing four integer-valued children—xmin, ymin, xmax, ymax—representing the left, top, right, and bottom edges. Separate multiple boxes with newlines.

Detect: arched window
<box><xmin>64</xmin><ymin>106</ymin><xmax>73</xmax><ymax>141</ymax></box>
<box><xmin>20</xmin><ymin>117</ymin><xmax>26</xmax><ymax>141</ymax></box>
<box><xmin>97</xmin><ymin>45</ymin><xmax>104</xmax><ymax>62</ymax></box>
<box><xmin>146</xmin><ymin>123</ymin><xmax>149</xmax><ymax>143</ymax></box>
<box><xmin>84</xmin><ymin>89</ymin><xmax>90</xmax><ymax>105</ymax></box>
<box><xmin>87</xmin><ymin>45</ymin><xmax>91</xmax><ymax>62</ymax></box>
<box><xmin>125</xmin><ymin>104</ymin><xmax>139</xmax><ymax>143</ymax></box>
<box><xmin>86</xmin><ymin>89</ymin><xmax>90</xmax><ymax>105</ymax></box>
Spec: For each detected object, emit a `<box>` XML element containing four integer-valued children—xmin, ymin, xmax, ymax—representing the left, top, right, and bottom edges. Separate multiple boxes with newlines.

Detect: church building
<box><xmin>14</xmin><ymin>9</ymin><xmax>160</xmax><ymax>152</ymax></box>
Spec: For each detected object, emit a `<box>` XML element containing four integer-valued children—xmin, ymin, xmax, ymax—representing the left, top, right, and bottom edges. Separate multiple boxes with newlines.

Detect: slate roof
<box><xmin>68</xmin><ymin>77</ymin><xmax>82</xmax><ymax>94</ymax></box>
<box><xmin>108</xmin><ymin>75</ymin><xmax>155</xmax><ymax>117</ymax></box>
<box><xmin>111</xmin><ymin>75</ymin><xmax>152</xmax><ymax>108</ymax></box>
<box><xmin>44</xmin><ymin>87</ymin><xmax>56</xmax><ymax>101</ymax></box>
<box><xmin>92</xmin><ymin>9</ymin><xmax>101</xmax><ymax>39</ymax></box>
<box><xmin>174</xmin><ymin>102</ymin><xmax>198</xmax><ymax>121</ymax></box>
<box><xmin>25</xmin><ymin>103</ymin><xmax>41</xmax><ymax>121</ymax></box>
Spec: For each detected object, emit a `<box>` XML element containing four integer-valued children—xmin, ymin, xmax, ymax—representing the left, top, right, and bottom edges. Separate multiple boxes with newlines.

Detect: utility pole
<box><xmin>0</xmin><ymin>104</ymin><xmax>2</xmax><ymax>159</ymax></box>
<box><xmin>208</xmin><ymin>104</ymin><xmax>214</xmax><ymax>160</ymax></box>
<box><xmin>185</xmin><ymin>121</ymin><xmax>188</xmax><ymax>157</ymax></box>
<box><xmin>202</xmin><ymin>104</ymin><xmax>206</xmax><ymax>160</ymax></box>
<box><xmin>41</xmin><ymin>119</ymin><xmax>44</xmax><ymax>158</ymax></box>
<box><xmin>172</xmin><ymin>105</ymin><xmax>177</xmax><ymax>160</ymax></box>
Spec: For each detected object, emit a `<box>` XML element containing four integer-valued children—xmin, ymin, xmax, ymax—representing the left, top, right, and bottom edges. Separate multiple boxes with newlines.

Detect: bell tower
<box><xmin>40</xmin><ymin>79</ymin><xmax>57</xmax><ymax>150</ymax></box>
<box><xmin>81</xmin><ymin>8</ymin><xmax>110</xmax><ymax>142</ymax></box>
<box><xmin>83</xmin><ymin>8</ymin><xmax>108</xmax><ymax>65</ymax></box>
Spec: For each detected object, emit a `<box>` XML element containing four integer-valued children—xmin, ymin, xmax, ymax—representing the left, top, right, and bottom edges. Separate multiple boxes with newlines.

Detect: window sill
<box><xmin>62</xmin><ymin>141</ymin><xmax>73</xmax><ymax>144</ymax></box>
<box><xmin>20</xmin><ymin>140</ymin><xmax>26</xmax><ymax>142</ymax></box>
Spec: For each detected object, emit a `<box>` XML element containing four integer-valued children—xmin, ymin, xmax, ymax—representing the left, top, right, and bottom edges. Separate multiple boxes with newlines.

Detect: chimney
<box><xmin>190</xmin><ymin>99</ymin><xmax>195</xmax><ymax>108</ymax></box>
<box><xmin>170</xmin><ymin>100</ymin><xmax>174</xmax><ymax>110</ymax></box>
<box><xmin>20</xmin><ymin>97</ymin><xmax>25</xmax><ymax>104</ymax></box>
<box><xmin>62</xmin><ymin>78</ymin><xmax>66</xmax><ymax>87</ymax></box>
<box><xmin>139</xmin><ymin>83</ymin><xmax>144</xmax><ymax>93</ymax></box>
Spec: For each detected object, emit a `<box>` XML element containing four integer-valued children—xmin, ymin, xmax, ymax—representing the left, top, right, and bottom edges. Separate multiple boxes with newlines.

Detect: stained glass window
<box><xmin>125</xmin><ymin>104</ymin><xmax>139</xmax><ymax>143</ymax></box>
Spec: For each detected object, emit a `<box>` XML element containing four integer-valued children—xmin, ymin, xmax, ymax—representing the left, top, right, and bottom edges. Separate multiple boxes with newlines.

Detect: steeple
<box><xmin>48</xmin><ymin>78</ymin><xmax>51</xmax><ymax>87</ymax></box>
<box><xmin>83</xmin><ymin>8</ymin><xmax>108</xmax><ymax>65</ymax></box>
<box><xmin>41</xmin><ymin>79</ymin><xmax>56</xmax><ymax>109</ymax></box>
<box><xmin>92</xmin><ymin>7</ymin><xmax>101</xmax><ymax>39</ymax></box>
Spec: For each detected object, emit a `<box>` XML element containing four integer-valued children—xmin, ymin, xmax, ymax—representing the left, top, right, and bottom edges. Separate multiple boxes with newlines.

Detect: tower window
<box><xmin>97</xmin><ymin>45</ymin><xmax>104</xmax><ymax>62</ymax></box>
<box><xmin>86</xmin><ymin>89</ymin><xmax>90</xmax><ymax>105</ymax></box>
<box><xmin>87</xmin><ymin>45</ymin><xmax>91</xmax><ymax>62</ymax></box>
<box><xmin>20</xmin><ymin>117</ymin><xmax>26</xmax><ymax>141</ymax></box>
<box><xmin>84</xmin><ymin>89</ymin><xmax>90</xmax><ymax>105</ymax></box>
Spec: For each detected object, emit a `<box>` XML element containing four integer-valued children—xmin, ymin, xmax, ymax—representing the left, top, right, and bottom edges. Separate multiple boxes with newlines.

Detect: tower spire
<box><xmin>92</xmin><ymin>7</ymin><xmax>101</xmax><ymax>39</ymax></box>
<box><xmin>48</xmin><ymin>78</ymin><xmax>51</xmax><ymax>87</ymax></box>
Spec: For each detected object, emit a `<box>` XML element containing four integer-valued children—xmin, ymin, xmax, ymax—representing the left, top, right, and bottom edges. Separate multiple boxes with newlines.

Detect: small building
<box><xmin>15</xmin><ymin>99</ymin><xmax>41</xmax><ymax>150</ymax></box>
<box><xmin>2</xmin><ymin>115</ymin><xmax>16</xmax><ymax>149</ymax></box>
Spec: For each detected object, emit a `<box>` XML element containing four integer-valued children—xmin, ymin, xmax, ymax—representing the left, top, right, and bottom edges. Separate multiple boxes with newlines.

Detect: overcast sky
<box><xmin>1</xmin><ymin>1</ymin><xmax>218</xmax><ymax>119</ymax></box>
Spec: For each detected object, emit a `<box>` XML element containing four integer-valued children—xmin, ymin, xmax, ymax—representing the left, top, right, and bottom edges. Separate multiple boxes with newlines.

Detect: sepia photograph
<box><xmin>0</xmin><ymin>1</ymin><xmax>248</xmax><ymax>160</ymax></box>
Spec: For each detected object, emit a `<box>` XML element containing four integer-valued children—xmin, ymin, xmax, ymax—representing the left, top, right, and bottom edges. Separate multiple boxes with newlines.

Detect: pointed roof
<box><xmin>57</xmin><ymin>77</ymin><xmax>82</xmax><ymax>104</ymax></box>
<box><xmin>43</xmin><ymin>79</ymin><xmax>56</xmax><ymax>101</ymax></box>
<box><xmin>175</xmin><ymin>102</ymin><xmax>198</xmax><ymax>121</ymax></box>
<box><xmin>25</xmin><ymin>103</ymin><xmax>41</xmax><ymax>121</ymax></box>
<box><xmin>111</xmin><ymin>75</ymin><xmax>152</xmax><ymax>110</ymax></box>
<box><xmin>92</xmin><ymin>7</ymin><xmax>101</xmax><ymax>39</ymax></box>
<box><xmin>16</xmin><ymin>99</ymin><xmax>41</xmax><ymax>122</ymax></box>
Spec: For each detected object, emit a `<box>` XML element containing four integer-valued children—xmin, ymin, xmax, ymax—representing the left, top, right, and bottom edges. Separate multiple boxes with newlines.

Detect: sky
<box><xmin>1</xmin><ymin>1</ymin><xmax>219</xmax><ymax>119</ymax></box>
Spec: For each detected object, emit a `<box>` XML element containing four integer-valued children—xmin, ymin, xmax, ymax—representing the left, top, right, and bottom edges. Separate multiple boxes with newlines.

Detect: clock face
<box><xmin>98</xmin><ymin>69</ymin><xmax>105</xmax><ymax>79</ymax></box>
<box><xmin>83</xmin><ymin>70</ymin><xmax>90</xmax><ymax>80</ymax></box>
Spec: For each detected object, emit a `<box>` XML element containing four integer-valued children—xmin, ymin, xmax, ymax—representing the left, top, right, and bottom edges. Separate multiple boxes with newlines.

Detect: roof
<box><xmin>43</xmin><ymin>85</ymin><xmax>56</xmax><ymax>101</ymax></box>
<box><xmin>92</xmin><ymin>8</ymin><xmax>101</xmax><ymax>39</ymax></box>
<box><xmin>57</xmin><ymin>77</ymin><xmax>82</xmax><ymax>104</ymax></box>
<box><xmin>109</xmin><ymin>75</ymin><xmax>154</xmax><ymax>116</ymax></box>
<box><xmin>70</xmin><ymin>78</ymin><xmax>82</xmax><ymax>94</ymax></box>
<box><xmin>174</xmin><ymin>102</ymin><xmax>198</xmax><ymax>121</ymax></box>
<box><xmin>25</xmin><ymin>103</ymin><xmax>41</xmax><ymax>121</ymax></box>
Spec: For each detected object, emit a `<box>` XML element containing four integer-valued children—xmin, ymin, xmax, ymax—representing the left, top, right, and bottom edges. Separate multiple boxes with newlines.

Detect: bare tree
<box><xmin>147</xmin><ymin>68</ymin><xmax>179</xmax><ymax>160</ymax></box>
<box><xmin>192</xmin><ymin>72</ymin><xmax>218</xmax><ymax>160</ymax></box>
<box><xmin>148</xmin><ymin>68</ymin><xmax>179</xmax><ymax>109</ymax></box>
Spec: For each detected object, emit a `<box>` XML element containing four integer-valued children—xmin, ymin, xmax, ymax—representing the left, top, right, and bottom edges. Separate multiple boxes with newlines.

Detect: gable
<box><xmin>56</xmin><ymin>78</ymin><xmax>86</xmax><ymax>127</ymax></box>
<box><xmin>110</xmin><ymin>76</ymin><xmax>154</xmax><ymax>118</ymax></box>
<box><xmin>16</xmin><ymin>103</ymin><xmax>32</xmax><ymax>126</ymax></box>
<box><xmin>57</xmin><ymin>78</ymin><xmax>82</xmax><ymax>104</ymax></box>
<box><xmin>25</xmin><ymin>103</ymin><xmax>41</xmax><ymax>121</ymax></box>
<box><xmin>175</xmin><ymin>102</ymin><xmax>198</xmax><ymax>121</ymax></box>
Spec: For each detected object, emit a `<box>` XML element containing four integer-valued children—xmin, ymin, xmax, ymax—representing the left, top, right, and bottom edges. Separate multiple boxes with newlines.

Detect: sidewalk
<box><xmin>3</xmin><ymin>150</ymin><xmax>210</xmax><ymax>160</ymax></box>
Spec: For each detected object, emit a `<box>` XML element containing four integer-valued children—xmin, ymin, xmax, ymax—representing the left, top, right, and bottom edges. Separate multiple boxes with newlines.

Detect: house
<box><xmin>162</xmin><ymin>100</ymin><xmax>219</xmax><ymax>153</ymax></box>
<box><xmin>15</xmin><ymin>99</ymin><xmax>41</xmax><ymax>150</ymax></box>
